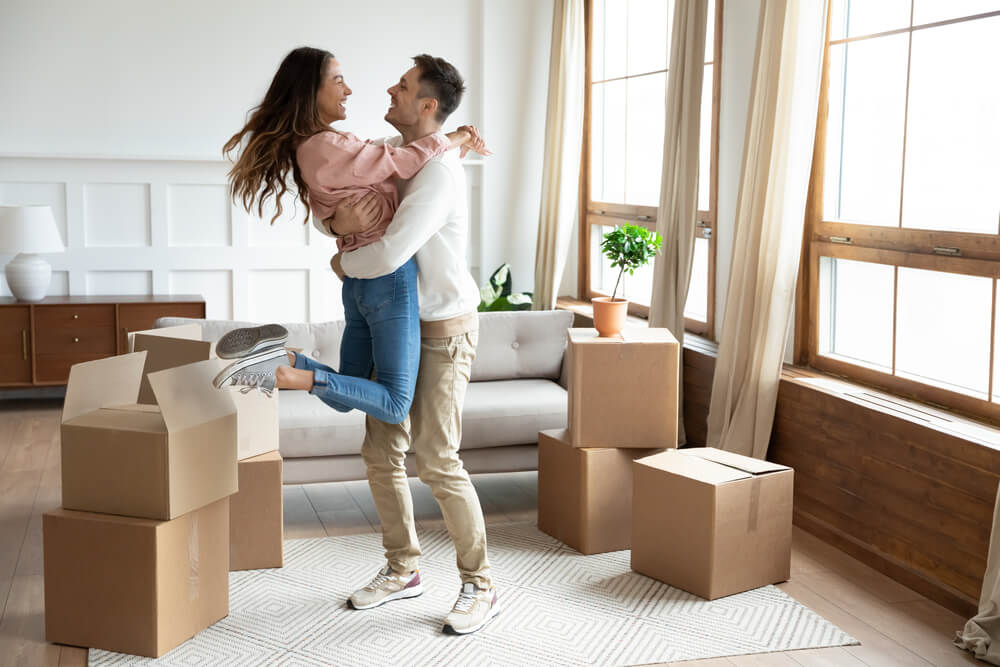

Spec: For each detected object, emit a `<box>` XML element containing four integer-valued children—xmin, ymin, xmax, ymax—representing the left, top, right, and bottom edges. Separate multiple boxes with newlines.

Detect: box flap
<box><xmin>64</xmin><ymin>407</ymin><xmax>167</xmax><ymax>433</ymax></box>
<box><xmin>147</xmin><ymin>359</ymin><xmax>237</xmax><ymax>432</ymax></box>
<box><xmin>62</xmin><ymin>351</ymin><xmax>148</xmax><ymax>424</ymax></box>
<box><xmin>636</xmin><ymin>449</ymin><xmax>750</xmax><ymax>485</ymax></box>
<box><xmin>681</xmin><ymin>447</ymin><xmax>790</xmax><ymax>475</ymax></box>
<box><xmin>568</xmin><ymin>327</ymin><xmax>678</xmax><ymax>345</ymax></box>
<box><xmin>132</xmin><ymin>329</ymin><xmax>212</xmax><ymax>405</ymax></box>
<box><xmin>128</xmin><ymin>323</ymin><xmax>203</xmax><ymax>351</ymax></box>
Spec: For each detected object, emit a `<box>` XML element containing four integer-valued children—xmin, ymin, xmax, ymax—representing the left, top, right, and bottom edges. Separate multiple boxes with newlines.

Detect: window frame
<box><xmin>797</xmin><ymin>3</ymin><xmax>1000</xmax><ymax>424</ymax></box>
<box><xmin>579</xmin><ymin>0</ymin><xmax>723</xmax><ymax>339</ymax></box>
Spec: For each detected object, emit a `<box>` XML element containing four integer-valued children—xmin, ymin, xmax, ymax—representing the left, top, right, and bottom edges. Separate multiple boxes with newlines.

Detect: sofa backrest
<box><xmin>156</xmin><ymin>309</ymin><xmax>573</xmax><ymax>381</ymax></box>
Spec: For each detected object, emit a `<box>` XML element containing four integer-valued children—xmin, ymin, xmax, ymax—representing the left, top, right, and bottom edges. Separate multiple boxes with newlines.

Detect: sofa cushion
<box><xmin>471</xmin><ymin>310</ymin><xmax>573</xmax><ymax>381</ymax></box>
<box><xmin>276</xmin><ymin>378</ymin><xmax>566</xmax><ymax>459</ymax></box>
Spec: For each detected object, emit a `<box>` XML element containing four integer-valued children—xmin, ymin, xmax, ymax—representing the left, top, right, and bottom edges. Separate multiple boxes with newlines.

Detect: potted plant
<box><xmin>594</xmin><ymin>223</ymin><xmax>663</xmax><ymax>336</ymax></box>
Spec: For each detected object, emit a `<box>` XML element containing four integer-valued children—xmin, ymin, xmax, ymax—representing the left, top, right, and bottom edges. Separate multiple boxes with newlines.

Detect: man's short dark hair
<box><xmin>412</xmin><ymin>54</ymin><xmax>466</xmax><ymax>123</ymax></box>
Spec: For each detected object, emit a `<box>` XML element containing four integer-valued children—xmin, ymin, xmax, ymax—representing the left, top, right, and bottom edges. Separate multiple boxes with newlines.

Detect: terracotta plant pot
<box><xmin>592</xmin><ymin>297</ymin><xmax>628</xmax><ymax>337</ymax></box>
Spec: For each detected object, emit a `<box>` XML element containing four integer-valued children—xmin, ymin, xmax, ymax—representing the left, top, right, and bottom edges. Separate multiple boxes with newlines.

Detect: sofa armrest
<box><xmin>558</xmin><ymin>348</ymin><xmax>569</xmax><ymax>389</ymax></box>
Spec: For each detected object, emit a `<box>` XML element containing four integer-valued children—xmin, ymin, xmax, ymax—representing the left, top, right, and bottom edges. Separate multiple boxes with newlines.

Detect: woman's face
<box><xmin>317</xmin><ymin>58</ymin><xmax>352</xmax><ymax>124</ymax></box>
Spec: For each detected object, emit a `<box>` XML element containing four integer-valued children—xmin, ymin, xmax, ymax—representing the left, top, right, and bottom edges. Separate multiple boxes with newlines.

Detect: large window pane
<box><xmin>913</xmin><ymin>1</ymin><xmax>1000</xmax><ymax>25</ymax></box>
<box><xmin>896</xmin><ymin>267</ymin><xmax>992</xmax><ymax>397</ymax></box>
<box><xmin>602</xmin><ymin>0</ymin><xmax>628</xmax><ymax>81</ymax></box>
<box><xmin>625</xmin><ymin>73</ymin><xmax>666</xmax><ymax>206</ymax></box>
<box><xmin>994</xmin><ymin>281</ymin><xmax>1000</xmax><ymax>403</ymax></box>
<box><xmin>823</xmin><ymin>35</ymin><xmax>908</xmax><ymax>225</ymax></box>
<box><xmin>830</xmin><ymin>0</ymin><xmax>912</xmax><ymax>41</ymax></box>
<box><xmin>627</xmin><ymin>0</ymin><xmax>671</xmax><ymax>76</ymax></box>
<box><xmin>592</xmin><ymin>0</ymin><xmax>606</xmax><ymax>82</ymax></box>
<box><xmin>590</xmin><ymin>83</ymin><xmax>606</xmax><ymax>202</ymax></box>
<box><xmin>704</xmin><ymin>0</ymin><xmax>715</xmax><ymax>63</ymax></box>
<box><xmin>698</xmin><ymin>63</ymin><xmax>713</xmax><ymax>212</ymax></box>
<box><xmin>684</xmin><ymin>237</ymin><xmax>709</xmax><ymax>321</ymax></box>
<box><xmin>596</xmin><ymin>79</ymin><xmax>627</xmax><ymax>204</ymax></box>
<box><xmin>817</xmin><ymin>257</ymin><xmax>894</xmax><ymax>370</ymax></box>
<box><xmin>901</xmin><ymin>15</ymin><xmax>1000</xmax><ymax>234</ymax></box>
<box><xmin>591</xmin><ymin>224</ymin><xmax>655</xmax><ymax>306</ymax></box>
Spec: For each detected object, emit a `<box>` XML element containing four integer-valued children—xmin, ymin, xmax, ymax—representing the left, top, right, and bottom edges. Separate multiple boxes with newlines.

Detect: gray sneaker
<box><xmin>348</xmin><ymin>565</ymin><xmax>423</xmax><ymax>610</ymax></box>
<box><xmin>443</xmin><ymin>583</ymin><xmax>500</xmax><ymax>635</ymax></box>
<box><xmin>212</xmin><ymin>346</ymin><xmax>288</xmax><ymax>395</ymax></box>
<box><xmin>216</xmin><ymin>324</ymin><xmax>288</xmax><ymax>359</ymax></box>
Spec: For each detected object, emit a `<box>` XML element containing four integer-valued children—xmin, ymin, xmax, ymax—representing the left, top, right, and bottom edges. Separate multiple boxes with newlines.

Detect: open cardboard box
<box><xmin>631</xmin><ymin>447</ymin><xmax>793</xmax><ymax>600</ymax></box>
<box><xmin>567</xmin><ymin>327</ymin><xmax>679</xmax><ymax>449</ymax></box>
<box><xmin>44</xmin><ymin>497</ymin><xmax>230</xmax><ymax>658</ymax></box>
<box><xmin>61</xmin><ymin>352</ymin><xmax>238</xmax><ymax>520</ymax></box>
<box><xmin>129</xmin><ymin>323</ymin><xmax>280</xmax><ymax>461</ymax></box>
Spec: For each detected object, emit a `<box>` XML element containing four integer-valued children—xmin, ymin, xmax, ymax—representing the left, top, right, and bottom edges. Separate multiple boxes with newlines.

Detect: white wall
<box><xmin>0</xmin><ymin>0</ymin><xmax>554</xmax><ymax>321</ymax></box>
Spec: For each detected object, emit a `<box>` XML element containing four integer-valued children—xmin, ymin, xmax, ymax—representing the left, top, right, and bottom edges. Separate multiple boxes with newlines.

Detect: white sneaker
<box><xmin>443</xmin><ymin>583</ymin><xmax>500</xmax><ymax>635</ymax></box>
<box><xmin>348</xmin><ymin>564</ymin><xmax>423</xmax><ymax>610</ymax></box>
<box><xmin>212</xmin><ymin>346</ymin><xmax>288</xmax><ymax>395</ymax></box>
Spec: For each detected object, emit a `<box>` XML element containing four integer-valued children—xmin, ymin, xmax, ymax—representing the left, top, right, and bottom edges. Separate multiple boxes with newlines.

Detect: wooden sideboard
<box><xmin>0</xmin><ymin>295</ymin><xmax>206</xmax><ymax>387</ymax></box>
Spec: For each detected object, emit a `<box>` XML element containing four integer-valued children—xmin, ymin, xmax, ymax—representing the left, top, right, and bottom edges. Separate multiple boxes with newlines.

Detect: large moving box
<box><xmin>537</xmin><ymin>429</ymin><xmax>658</xmax><ymax>554</ymax></box>
<box><xmin>44</xmin><ymin>498</ymin><xmax>231</xmax><ymax>658</ymax></box>
<box><xmin>566</xmin><ymin>328</ymin><xmax>679</xmax><ymax>449</ymax></box>
<box><xmin>631</xmin><ymin>448</ymin><xmax>793</xmax><ymax>600</ymax></box>
<box><xmin>231</xmin><ymin>450</ymin><xmax>284</xmax><ymax>571</ymax></box>
<box><xmin>60</xmin><ymin>352</ymin><xmax>238</xmax><ymax>520</ymax></box>
<box><xmin>131</xmin><ymin>324</ymin><xmax>279</xmax><ymax>461</ymax></box>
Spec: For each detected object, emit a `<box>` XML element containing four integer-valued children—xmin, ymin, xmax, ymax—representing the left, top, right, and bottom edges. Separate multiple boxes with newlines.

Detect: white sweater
<box><xmin>337</xmin><ymin>142</ymin><xmax>480</xmax><ymax>323</ymax></box>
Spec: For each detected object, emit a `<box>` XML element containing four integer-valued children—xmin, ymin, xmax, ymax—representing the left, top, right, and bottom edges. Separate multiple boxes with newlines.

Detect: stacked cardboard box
<box><xmin>538</xmin><ymin>328</ymin><xmax>679</xmax><ymax>555</ymax></box>
<box><xmin>129</xmin><ymin>324</ymin><xmax>284</xmax><ymax>571</ymax></box>
<box><xmin>45</xmin><ymin>352</ymin><xmax>238</xmax><ymax>657</ymax></box>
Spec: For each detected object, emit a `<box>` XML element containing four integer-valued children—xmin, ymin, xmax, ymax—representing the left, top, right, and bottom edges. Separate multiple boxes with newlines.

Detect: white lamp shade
<box><xmin>0</xmin><ymin>205</ymin><xmax>65</xmax><ymax>254</ymax></box>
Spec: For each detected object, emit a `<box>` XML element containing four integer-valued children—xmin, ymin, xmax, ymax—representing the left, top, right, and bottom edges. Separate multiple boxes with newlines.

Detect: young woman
<box><xmin>215</xmin><ymin>46</ymin><xmax>487</xmax><ymax>423</ymax></box>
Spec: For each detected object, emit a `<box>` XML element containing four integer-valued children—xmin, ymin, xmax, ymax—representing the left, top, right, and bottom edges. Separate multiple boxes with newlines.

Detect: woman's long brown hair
<box><xmin>223</xmin><ymin>47</ymin><xmax>333</xmax><ymax>224</ymax></box>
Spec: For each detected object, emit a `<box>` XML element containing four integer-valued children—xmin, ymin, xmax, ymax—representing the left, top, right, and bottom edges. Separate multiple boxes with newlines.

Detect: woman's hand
<box><xmin>330</xmin><ymin>253</ymin><xmax>345</xmax><ymax>281</ymax></box>
<box><xmin>329</xmin><ymin>192</ymin><xmax>381</xmax><ymax>236</ymax></box>
<box><xmin>456</xmin><ymin>124</ymin><xmax>492</xmax><ymax>158</ymax></box>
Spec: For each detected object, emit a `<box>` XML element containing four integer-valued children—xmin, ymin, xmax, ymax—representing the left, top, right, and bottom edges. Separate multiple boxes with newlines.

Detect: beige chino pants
<box><xmin>360</xmin><ymin>330</ymin><xmax>492</xmax><ymax>588</ymax></box>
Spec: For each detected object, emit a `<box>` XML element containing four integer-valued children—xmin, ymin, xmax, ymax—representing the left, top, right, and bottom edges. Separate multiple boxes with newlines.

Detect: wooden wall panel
<box><xmin>681</xmin><ymin>344</ymin><xmax>1000</xmax><ymax>617</ymax></box>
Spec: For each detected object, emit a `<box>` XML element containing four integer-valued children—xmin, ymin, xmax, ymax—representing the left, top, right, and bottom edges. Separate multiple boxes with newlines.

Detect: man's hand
<box><xmin>330</xmin><ymin>253</ymin><xmax>346</xmax><ymax>281</ymax></box>
<box><xmin>456</xmin><ymin>124</ymin><xmax>492</xmax><ymax>158</ymax></box>
<box><xmin>329</xmin><ymin>192</ymin><xmax>381</xmax><ymax>236</ymax></box>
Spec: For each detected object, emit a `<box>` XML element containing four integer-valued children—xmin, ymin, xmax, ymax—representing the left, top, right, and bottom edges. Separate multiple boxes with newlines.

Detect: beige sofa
<box><xmin>157</xmin><ymin>310</ymin><xmax>573</xmax><ymax>484</ymax></box>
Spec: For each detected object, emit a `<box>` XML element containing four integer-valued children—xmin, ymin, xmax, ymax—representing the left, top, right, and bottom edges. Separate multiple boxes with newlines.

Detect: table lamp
<box><xmin>0</xmin><ymin>205</ymin><xmax>66</xmax><ymax>302</ymax></box>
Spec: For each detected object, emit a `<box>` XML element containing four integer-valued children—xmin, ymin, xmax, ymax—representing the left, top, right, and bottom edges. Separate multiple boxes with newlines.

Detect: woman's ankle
<box><xmin>275</xmin><ymin>365</ymin><xmax>314</xmax><ymax>391</ymax></box>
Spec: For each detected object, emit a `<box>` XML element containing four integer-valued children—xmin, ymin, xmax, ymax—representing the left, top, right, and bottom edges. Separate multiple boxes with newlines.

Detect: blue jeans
<box><xmin>293</xmin><ymin>257</ymin><xmax>420</xmax><ymax>424</ymax></box>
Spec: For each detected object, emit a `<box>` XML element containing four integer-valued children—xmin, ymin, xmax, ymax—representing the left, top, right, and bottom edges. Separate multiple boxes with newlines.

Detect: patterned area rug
<box><xmin>90</xmin><ymin>522</ymin><xmax>857</xmax><ymax>666</ymax></box>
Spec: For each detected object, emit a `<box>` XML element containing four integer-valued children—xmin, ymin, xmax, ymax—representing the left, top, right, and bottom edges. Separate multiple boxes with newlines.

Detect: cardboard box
<box><xmin>567</xmin><ymin>327</ymin><xmax>679</xmax><ymax>448</ymax></box>
<box><xmin>61</xmin><ymin>352</ymin><xmax>238</xmax><ymax>520</ymax></box>
<box><xmin>43</xmin><ymin>498</ymin><xmax>230</xmax><ymax>658</ymax></box>
<box><xmin>130</xmin><ymin>325</ymin><xmax>280</xmax><ymax>461</ymax></box>
<box><xmin>537</xmin><ymin>429</ymin><xmax>659</xmax><ymax>554</ymax></box>
<box><xmin>231</xmin><ymin>450</ymin><xmax>284</xmax><ymax>571</ymax></box>
<box><xmin>631</xmin><ymin>447</ymin><xmax>793</xmax><ymax>600</ymax></box>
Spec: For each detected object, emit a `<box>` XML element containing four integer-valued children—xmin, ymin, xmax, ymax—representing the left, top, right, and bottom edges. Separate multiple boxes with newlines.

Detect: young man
<box><xmin>329</xmin><ymin>54</ymin><xmax>497</xmax><ymax>635</ymax></box>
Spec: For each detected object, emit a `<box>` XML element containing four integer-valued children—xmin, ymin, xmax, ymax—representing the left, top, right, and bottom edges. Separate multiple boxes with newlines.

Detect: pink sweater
<box><xmin>295</xmin><ymin>130</ymin><xmax>451</xmax><ymax>251</ymax></box>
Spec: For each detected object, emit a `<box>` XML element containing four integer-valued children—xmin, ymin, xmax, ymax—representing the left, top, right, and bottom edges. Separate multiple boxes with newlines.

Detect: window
<box><xmin>582</xmin><ymin>0</ymin><xmax>722</xmax><ymax>338</ymax></box>
<box><xmin>803</xmin><ymin>2</ymin><xmax>1000</xmax><ymax>421</ymax></box>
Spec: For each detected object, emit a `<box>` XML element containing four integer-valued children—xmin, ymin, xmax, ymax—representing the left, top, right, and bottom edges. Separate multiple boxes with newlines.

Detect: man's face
<box><xmin>385</xmin><ymin>66</ymin><xmax>434</xmax><ymax>129</ymax></box>
<box><xmin>317</xmin><ymin>58</ymin><xmax>352</xmax><ymax>124</ymax></box>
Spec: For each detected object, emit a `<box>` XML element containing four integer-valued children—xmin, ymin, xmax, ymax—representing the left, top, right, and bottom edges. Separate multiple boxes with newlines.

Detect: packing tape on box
<box><xmin>188</xmin><ymin>514</ymin><xmax>200</xmax><ymax>601</ymax></box>
<box><xmin>747</xmin><ymin>477</ymin><xmax>761</xmax><ymax>533</ymax></box>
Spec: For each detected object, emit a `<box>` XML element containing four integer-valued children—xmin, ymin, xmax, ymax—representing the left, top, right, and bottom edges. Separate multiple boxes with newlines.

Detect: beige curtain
<box><xmin>649</xmin><ymin>0</ymin><xmax>709</xmax><ymax>446</ymax></box>
<box><xmin>706</xmin><ymin>0</ymin><xmax>827</xmax><ymax>459</ymax></box>
<box><xmin>533</xmin><ymin>0</ymin><xmax>585</xmax><ymax>311</ymax></box>
<box><xmin>956</xmin><ymin>483</ymin><xmax>1000</xmax><ymax>664</ymax></box>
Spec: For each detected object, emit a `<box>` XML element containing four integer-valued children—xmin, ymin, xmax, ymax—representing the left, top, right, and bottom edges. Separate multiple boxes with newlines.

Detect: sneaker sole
<box><xmin>212</xmin><ymin>346</ymin><xmax>288</xmax><ymax>388</ymax></box>
<box><xmin>216</xmin><ymin>324</ymin><xmax>288</xmax><ymax>359</ymax></box>
<box><xmin>347</xmin><ymin>583</ymin><xmax>424</xmax><ymax>610</ymax></box>
<box><xmin>442</xmin><ymin>599</ymin><xmax>501</xmax><ymax>635</ymax></box>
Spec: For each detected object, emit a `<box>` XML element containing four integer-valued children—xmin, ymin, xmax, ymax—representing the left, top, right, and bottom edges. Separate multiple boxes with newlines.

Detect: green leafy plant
<box><xmin>478</xmin><ymin>263</ymin><xmax>533</xmax><ymax>312</ymax></box>
<box><xmin>600</xmin><ymin>223</ymin><xmax>664</xmax><ymax>301</ymax></box>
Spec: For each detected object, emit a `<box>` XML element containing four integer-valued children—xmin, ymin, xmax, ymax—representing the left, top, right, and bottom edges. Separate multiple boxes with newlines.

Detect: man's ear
<box><xmin>420</xmin><ymin>97</ymin><xmax>439</xmax><ymax>119</ymax></box>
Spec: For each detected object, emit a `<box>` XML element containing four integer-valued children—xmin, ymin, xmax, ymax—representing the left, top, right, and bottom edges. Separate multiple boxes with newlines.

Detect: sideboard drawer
<box><xmin>34</xmin><ymin>305</ymin><xmax>116</xmax><ymax>382</ymax></box>
<box><xmin>34</xmin><ymin>304</ymin><xmax>115</xmax><ymax>331</ymax></box>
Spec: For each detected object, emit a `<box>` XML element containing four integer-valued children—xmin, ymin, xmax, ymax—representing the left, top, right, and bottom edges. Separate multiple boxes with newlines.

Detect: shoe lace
<box><xmin>231</xmin><ymin>372</ymin><xmax>273</xmax><ymax>397</ymax></box>
<box><xmin>453</xmin><ymin>590</ymin><xmax>478</xmax><ymax>613</ymax></box>
<box><xmin>364</xmin><ymin>569</ymin><xmax>394</xmax><ymax>591</ymax></box>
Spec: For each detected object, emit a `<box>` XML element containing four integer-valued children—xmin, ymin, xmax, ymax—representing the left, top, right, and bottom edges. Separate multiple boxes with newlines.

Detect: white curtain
<box><xmin>956</xmin><ymin>483</ymin><xmax>1000</xmax><ymax>664</ymax></box>
<box><xmin>706</xmin><ymin>0</ymin><xmax>827</xmax><ymax>459</ymax></box>
<box><xmin>533</xmin><ymin>0</ymin><xmax>585</xmax><ymax>311</ymax></box>
<box><xmin>649</xmin><ymin>0</ymin><xmax>709</xmax><ymax>446</ymax></box>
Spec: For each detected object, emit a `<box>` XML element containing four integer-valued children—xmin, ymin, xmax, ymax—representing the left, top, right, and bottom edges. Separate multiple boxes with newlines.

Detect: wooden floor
<box><xmin>0</xmin><ymin>399</ymin><xmax>983</xmax><ymax>667</ymax></box>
